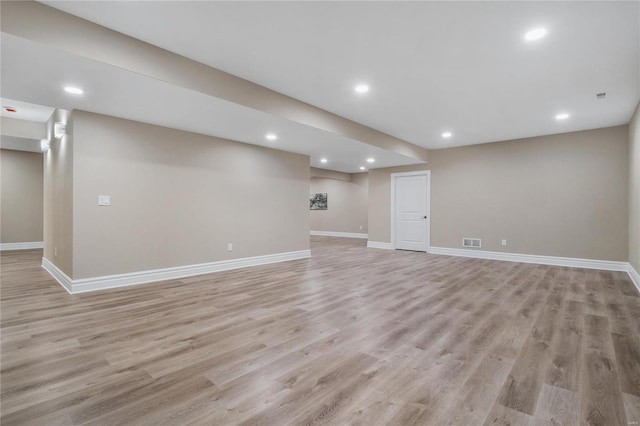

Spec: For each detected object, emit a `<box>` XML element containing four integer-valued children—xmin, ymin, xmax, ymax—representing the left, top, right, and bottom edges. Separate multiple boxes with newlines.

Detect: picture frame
<box><xmin>310</xmin><ymin>193</ymin><xmax>328</xmax><ymax>210</ymax></box>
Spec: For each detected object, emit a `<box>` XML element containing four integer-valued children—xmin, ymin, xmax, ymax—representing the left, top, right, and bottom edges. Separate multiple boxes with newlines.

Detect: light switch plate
<box><xmin>98</xmin><ymin>195</ymin><xmax>111</xmax><ymax>206</ymax></box>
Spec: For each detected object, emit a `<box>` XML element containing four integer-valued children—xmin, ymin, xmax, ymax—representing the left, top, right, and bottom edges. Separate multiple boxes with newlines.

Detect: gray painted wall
<box><xmin>370</xmin><ymin>125</ymin><xmax>629</xmax><ymax>262</ymax></box>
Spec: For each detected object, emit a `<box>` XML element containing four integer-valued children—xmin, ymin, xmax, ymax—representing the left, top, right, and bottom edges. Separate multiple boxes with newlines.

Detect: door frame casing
<box><xmin>390</xmin><ymin>170</ymin><xmax>431</xmax><ymax>252</ymax></box>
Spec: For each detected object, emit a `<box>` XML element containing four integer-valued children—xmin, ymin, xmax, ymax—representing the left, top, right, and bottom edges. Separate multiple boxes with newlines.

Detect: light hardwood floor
<box><xmin>1</xmin><ymin>236</ymin><xmax>639</xmax><ymax>425</ymax></box>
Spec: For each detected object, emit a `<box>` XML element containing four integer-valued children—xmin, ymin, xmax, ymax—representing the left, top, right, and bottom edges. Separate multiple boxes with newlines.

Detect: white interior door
<box><xmin>393</xmin><ymin>173</ymin><xmax>429</xmax><ymax>251</ymax></box>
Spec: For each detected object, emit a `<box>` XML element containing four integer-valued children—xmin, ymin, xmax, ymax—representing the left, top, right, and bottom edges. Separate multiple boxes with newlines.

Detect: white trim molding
<box><xmin>310</xmin><ymin>231</ymin><xmax>368</xmax><ymax>239</ymax></box>
<box><xmin>1</xmin><ymin>241</ymin><xmax>44</xmax><ymax>251</ymax></box>
<box><xmin>429</xmin><ymin>246</ymin><xmax>628</xmax><ymax>272</ymax></box>
<box><xmin>628</xmin><ymin>264</ymin><xmax>640</xmax><ymax>293</ymax></box>
<box><xmin>367</xmin><ymin>241</ymin><xmax>394</xmax><ymax>250</ymax></box>
<box><xmin>42</xmin><ymin>257</ymin><xmax>72</xmax><ymax>294</ymax></box>
<box><xmin>42</xmin><ymin>249</ymin><xmax>311</xmax><ymax>294</ymax></box>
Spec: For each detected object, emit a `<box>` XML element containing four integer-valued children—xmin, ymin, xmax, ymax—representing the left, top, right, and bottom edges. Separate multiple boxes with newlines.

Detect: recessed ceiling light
<box><xmin>555</xmin><ymin>113</ymin><xmax>570</xmax><ymax>120</ymax></box>
<box><xmin>524</xmin><ymin>28</ymin><xmax>547</xmax><ymax>41</ymax></box>
<box><xmin>360</xmin><ymin>166</ymin><xmax>366</xmax><ymax>171</ymax></box>
<box><xmin>366</xmin><ymin>158</ymin><xmax>375</xmax><ymax>163</ymax></box>
<box><xmin>265</xmin><ymin>133</ymin><xmax>277</xmax><ymax>141</ymax></box>
<box><xmin>320</xmin><ymin>158</ymin><xmax>328</xmax><ymax>163</ymax></box>
<box><xmin>441</xmin><ymin>131</ymin><xmax>452</xmax><ymax>138</ymax></box>
<box><xmin>354</xmin><ymin>84</ymin><xmax>370</xmax><ymax>94</ymax></box>
<box><xmin>64</xmin><ymin>86</ymin><xmax>84</xmax><ymax>95</ymax></box>
<box><xmin>3</xmin><ymin>106</ymin><xmax>16</xmax><ymax>113</ymax></box>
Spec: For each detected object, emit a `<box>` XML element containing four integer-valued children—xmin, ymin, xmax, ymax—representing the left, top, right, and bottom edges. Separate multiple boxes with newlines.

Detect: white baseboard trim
<box><xmin>42</xmin><ymin>249</ymin><xmax>311</xmax><ymax>294</ymax></box>
<box><xmin>1</xmin><ymin>241</ymin><xmax>44</xmax><ymax>251</ymax></box>
<box><xmin>627</xmin><ymin>264</ymin><xmax>640</xmax><ymax>293</ymax></box>
<box><xmin>310</xmin><ymin>231</ymin><xmax>368</xmax><ymax>239</ymax></box>
<box><xmin>429</xmin><ymin>246</ymin><xmax>628</xmax><ymax>272</ymax></box>
<box><xmin>42</xmin><ymin>257</ymin><xmax>72</xmax><ymax>294</ymax></box>
<box><xmin>367</xmin><ymin>241</ymin><xmax>394</xmax><ymax>250</ymax></box>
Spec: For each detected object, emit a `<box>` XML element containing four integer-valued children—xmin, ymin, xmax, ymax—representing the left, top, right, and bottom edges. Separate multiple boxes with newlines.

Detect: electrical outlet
<box><xmin>98</xmin><ymin>195</ymin><xmax>111</xmax><ymax>206</ymax></box>
<box><xmin>54</xmin><ymin>246</ymin><xmax>58</xmax><ymax>257</ymax></box>
<box><xmin>359</xmin><ymin>225</ymin><xmax>363</xmax><ymax>230</ymax></box>
<box><xmin>501</xmin><ymin>239</ymin><xmax>507</xmax><ymax>246</ymax></box>
<box><xmin>227</xmin><ymin>243</ymin><xmax>233</xmax><ymax>252</ymax></box>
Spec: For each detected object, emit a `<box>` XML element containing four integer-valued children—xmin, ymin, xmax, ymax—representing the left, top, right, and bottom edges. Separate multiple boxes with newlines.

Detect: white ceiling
<box><xmin>1</xmin><ymin>98</ymin><xmax>53</xmax><ymax>122</ymax></box>
<box><xmin>42</xmin><ymin>1</ymin><xmax>640</xmax><ymax>149</ymax></box>
<box><xmin>2</xmin><ymin>34</ymin><xmax>417</xmax><ymax>172</ymax></box>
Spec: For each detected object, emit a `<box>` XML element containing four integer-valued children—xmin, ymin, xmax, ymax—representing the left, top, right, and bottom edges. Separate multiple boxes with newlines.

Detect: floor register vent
<box><xmin>462</xmin><ymin>238</ymin><xmax>482</xmax><ymax>248</ymax></box>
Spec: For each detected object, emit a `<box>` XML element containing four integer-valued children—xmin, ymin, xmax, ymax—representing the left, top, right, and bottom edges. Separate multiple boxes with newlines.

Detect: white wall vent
<box><xmin>462</xmin><ymin>238</ymin><xmax>481</xmax><ymax>248</ymax></box>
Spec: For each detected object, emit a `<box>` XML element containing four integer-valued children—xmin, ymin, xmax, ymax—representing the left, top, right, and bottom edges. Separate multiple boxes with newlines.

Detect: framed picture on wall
<box><xmin>310</xmin><ymin>193</ymin><xmax>328</xmax><ymax>210</ymax></box>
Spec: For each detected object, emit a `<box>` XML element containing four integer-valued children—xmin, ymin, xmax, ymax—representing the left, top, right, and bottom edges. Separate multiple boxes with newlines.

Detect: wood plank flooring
<box><xmin>1</xmin><ymin>236</ymin><xmax>639</xmax><ymax>425</ymax></box>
